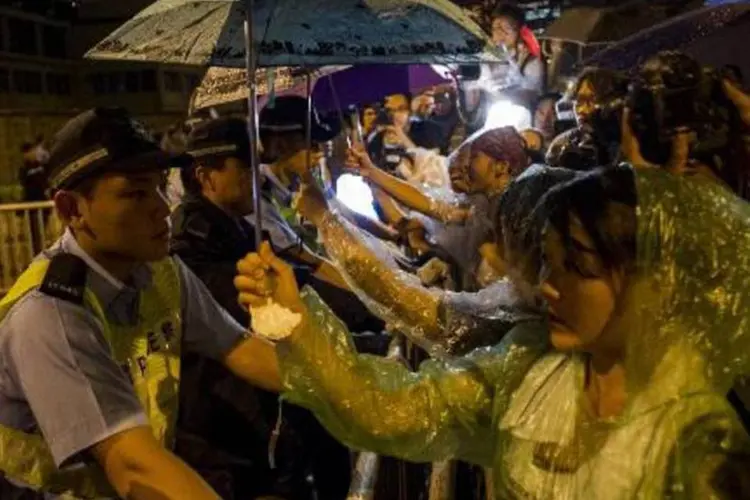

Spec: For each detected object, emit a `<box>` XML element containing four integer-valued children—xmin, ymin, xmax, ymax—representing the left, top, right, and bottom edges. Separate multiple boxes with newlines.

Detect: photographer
<box><xmin>366</xmin><ymin>95</ymin><xmax>443</xmax><ymax>164</ymax></box>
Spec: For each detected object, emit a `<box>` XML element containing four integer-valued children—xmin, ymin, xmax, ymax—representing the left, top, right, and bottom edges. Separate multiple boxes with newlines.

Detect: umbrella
<box><xmin>85</xmin><ymin>0</ymin><xmax>503</xmax><ymax>67</ymax></box>
<box><xmin>542</xmin><ymin>3</ymin><xmax>695</xmax><ymax>45</ymax></box>
<box><xmin>86</xmin><ymin>0</ymin><xmax>502</xmax><ymax>246</ymax></box>
<box><xmin>583</xmin><ymin>4</ymin><xmax>750</xmax><ymax>77</ymax></box>
<box><xmin>191</xmin><ymin>64</ymin><xmax>452</xmax><ymax>112</ymax></box>
<box><xmin>190</xmin><ymin>65</ymin><xmax>348</xmax><ymax>111</ymax></box>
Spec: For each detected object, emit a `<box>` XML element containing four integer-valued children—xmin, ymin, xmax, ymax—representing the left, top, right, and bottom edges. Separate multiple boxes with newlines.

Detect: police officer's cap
<box><xmin>46</xmin><ymin>107</ymin><xmax>189</xmax><ymax>191</ymax></box>
<box><xmin>259</xmin><ymin>96</ymin><xmax>340</xmax><ymax>143</ymax></box>
<box><xmin>186</xmin><ymin>117</ymin><xmax>251</xmax><ymax>161</ymax></box>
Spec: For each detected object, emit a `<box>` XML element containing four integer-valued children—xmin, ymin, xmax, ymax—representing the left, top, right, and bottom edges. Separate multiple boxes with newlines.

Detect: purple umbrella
<box><xmin>194</xmin><ymin>64</ymin><xmax>452</xmax><ymax>112</ymax></box>
<box><xmin>312</xmin><ymin>64</ymin><xmax>452</xmax><ymax>110</ymax></box>
<box><xmin>583</xmin><ymin>4</ymin><xmax>750</xmax><ymax>77</ymax></box>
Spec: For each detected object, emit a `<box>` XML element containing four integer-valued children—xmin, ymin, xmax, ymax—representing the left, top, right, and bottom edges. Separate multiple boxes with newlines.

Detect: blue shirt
<box><xmin>0</xmin><ymin>229</ymin><xmax>247</xmax><ymax>471</ymax></box>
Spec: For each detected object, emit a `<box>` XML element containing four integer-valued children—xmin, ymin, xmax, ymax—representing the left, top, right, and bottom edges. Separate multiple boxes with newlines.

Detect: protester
<box><xmin>546</xmin><ymin>67</ymin><xmax>629</xmax><ymax>171</ymax></box>
<box><xmin>487</xmin><ymin>4</ymin><xmax>545</xmax><ymax>110</ymax></box>
<box><xmin>237</xmin><ymin>165</ymin><xmax>750</xmax><ymax>498</ymax></box>
<box><xmin>294</xmin><ymin>166</ymin><xmax>578</xmax><ymax>356</ymax></box>
<box><xmin>350</xmin><ymin>126</ymin><xmax>532</xmax><ymax>291</ymax></box>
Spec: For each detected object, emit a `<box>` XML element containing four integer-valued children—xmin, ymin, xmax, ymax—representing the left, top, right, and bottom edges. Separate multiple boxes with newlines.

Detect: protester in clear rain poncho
<box><xmin>236</xmin><ymin>165</ymin><xmax>750</xmax><ymax>498</ymax></box>
<box><xmin>349</xmin><ymin>126</ymin><xmax>534</xmax><ymax>292</ymax></box>
<box><xmin>294</xmin><ymin>165</ymin><xmax>578</xmax><ymax>357</ymax></box>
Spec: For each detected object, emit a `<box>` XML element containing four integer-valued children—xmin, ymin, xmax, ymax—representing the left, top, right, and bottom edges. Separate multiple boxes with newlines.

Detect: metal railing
<box><xmin>0</xmin><ymin>201</ymin><xmax>63</xmax><ymax>294</ymax></box>
<box><xmin>347</xmin><ymin>333</ymin><xmax>491</xmax><ymax>500</ymax></box>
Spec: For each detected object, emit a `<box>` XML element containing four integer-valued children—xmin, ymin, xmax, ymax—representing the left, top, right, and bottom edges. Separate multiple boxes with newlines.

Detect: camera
<box><xmin>374</xmin><ymin>107</ymin><xmax>392</xmax><ymax>127</ymax></box>
<box><xmin>627</xmin><ymin>51</ymin><xmax>736</xmax><ymax>166</ymax></box>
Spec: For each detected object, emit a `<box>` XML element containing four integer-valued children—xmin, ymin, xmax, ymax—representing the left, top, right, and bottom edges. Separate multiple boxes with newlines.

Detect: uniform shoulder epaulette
<box><xmin>181</xmin><ymin>210</ymin><xmax>211</xmax><ymax>241</ymax></box>
<box><xmin>39</xmin><ymin>253</ymin><xmax>89</xmax><ymax>305</ymax></box>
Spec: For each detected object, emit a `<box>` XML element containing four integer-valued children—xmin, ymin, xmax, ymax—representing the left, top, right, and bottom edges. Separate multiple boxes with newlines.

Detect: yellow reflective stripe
<box><xmin>0</xmin><ymin>259</ymin><xmax>114</xmax><ymax>498</ymax></box>
<box><xmin>0</xmin><ymin>257</ymin><xmax>182</xmax><ymax>498</ymax></box>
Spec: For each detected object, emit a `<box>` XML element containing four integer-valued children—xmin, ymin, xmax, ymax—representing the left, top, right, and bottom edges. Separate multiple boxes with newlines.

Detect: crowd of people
<box><xmin>1</xmin><ymin>3</ymin><xmax>750</xmax><ymax>500</ymax></box>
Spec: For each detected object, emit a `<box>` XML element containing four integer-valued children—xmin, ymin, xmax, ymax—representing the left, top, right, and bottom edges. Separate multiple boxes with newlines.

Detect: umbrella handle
<box><xmin>243</xmin><ymin>0</ymin><xmax>263</xmax><ymax>245</ymax></box>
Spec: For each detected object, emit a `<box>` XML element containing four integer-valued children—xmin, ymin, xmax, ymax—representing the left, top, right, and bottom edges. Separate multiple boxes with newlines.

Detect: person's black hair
<box><xmin>20</xmin><ymin>142</ymin><xmax>33</xmax><ymax>154</ymax></box>
<box><xmin>723</xmin><ymin>64</ymin><xmax>744</xmax><ymax>85</ymax></box>
<box><xmin>491</xmin><ymin>3</ymin><xmax>525</xmax><ymax>29</ymax></box>
<box><xmin>495</xmin><ymin>167</ymin><xmax>580</xmax><ymax>278</ymax></box>
<box><xmin>540</xmin><ymin>165</ymin><xmax>637</xmax><ymax>276</ymax></box>
<box><xmin>571</xmin><ymin>67</ymin><xmax>629</xmax><ymax>103</ymax></box>
<box><xmin>180</xmin><ymin>156</ymin><xmax>225</xmax><ymax>197</ymax></box>
<box><xmin>535</xmin><ymin>92</ymin><xmax>562</xmax><ymax>110</ymax></box>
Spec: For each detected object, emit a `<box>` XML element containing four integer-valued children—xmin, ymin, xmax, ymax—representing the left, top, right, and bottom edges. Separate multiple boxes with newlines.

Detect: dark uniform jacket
<box><xmin>170</xmin><ymin>194</ymin><xmax>353</xmax><ymax>500</ymax></box>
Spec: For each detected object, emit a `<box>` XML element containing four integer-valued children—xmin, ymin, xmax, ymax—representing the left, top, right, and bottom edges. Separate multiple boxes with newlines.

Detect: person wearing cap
<box><xmin>171</xmin><ymin>116</ymin><xmax>371</xmax><ymax>499</ymax></box>
<box><xmin>0</xmin><ymin>108</ymin><xmax>281</xmax><ymax>499</ymax></box>
<box><xmin>258</xmin><ymin>96</ymin><xmax>394</xmax><ymax>269</ymax></box>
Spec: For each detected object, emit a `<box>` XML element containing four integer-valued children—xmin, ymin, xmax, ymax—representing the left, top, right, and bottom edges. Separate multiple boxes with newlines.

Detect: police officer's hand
<box><xmin>236</xmin><ymin>242</ymin><xmax>303</xmax><ymax>312</ymax></box>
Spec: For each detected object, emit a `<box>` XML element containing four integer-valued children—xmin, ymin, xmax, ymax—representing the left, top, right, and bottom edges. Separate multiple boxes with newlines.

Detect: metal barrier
<box><xmin>346</xmin><ymin>334</ymin><xmax>406</xmax><ymax>500</ymax></box>
<box><xmin>0</xmin><ymin>201</ymin><xmax>63</xmax><ymax>294</ymax></box>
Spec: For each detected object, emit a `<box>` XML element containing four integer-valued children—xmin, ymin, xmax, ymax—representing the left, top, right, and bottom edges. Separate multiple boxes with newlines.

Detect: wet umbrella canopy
<box><xmin>191</xmin><ymin>64</ymin><xmax>451</xmax><ymax>112</ymax></box>
<box><xmin>189</xmin><ymin>65</ymin><xmax>348</xmax><ymax>111</ymax></box>
<box><xmin>85</xmin><ymin>0</ymin><xmax>503</xmax><ymax>67</ymax></box>
<box><xmin>584</xmin><ymin>4</ymin><xmax>750</xmax><ymax>76</ymax></box>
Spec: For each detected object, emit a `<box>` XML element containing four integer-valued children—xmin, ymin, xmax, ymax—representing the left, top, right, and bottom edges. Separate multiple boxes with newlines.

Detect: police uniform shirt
<box><xmin>0</xmin><ymin>229</ymin><xmax>248</xmax><ymax>471</ymax></box>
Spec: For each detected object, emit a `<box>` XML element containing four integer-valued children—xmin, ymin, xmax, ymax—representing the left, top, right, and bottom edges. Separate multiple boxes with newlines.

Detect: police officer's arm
<box><xmin>4</xmin><ymin>293</ymin><xmax>220</xmax><ymax>499</ymax></box>
<box><xmin>90</xmin><ymin>427</ymin><xmax>220</xmax><ymax>499</ymax></box>
<box><xmin>176</xmin><ymin>257</ymin><xmax>281</xmax><ymax>392</ymax></box>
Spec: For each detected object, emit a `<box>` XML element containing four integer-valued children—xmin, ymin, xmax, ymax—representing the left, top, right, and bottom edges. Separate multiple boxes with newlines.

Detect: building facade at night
<box><xmin>0</xmin><ymin>0</ymin><xmax>203</xmax><ymax>188</ymax></box>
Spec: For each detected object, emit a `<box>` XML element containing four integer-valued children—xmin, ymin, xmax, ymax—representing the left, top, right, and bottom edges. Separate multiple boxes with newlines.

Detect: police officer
<box><xmin>171</xmin><ymin>116</ymin><xmax>354</xmax><ymax>499</ymax></box>
<box><xmin>0</xmin><ymin>107</ymin><xmax>280</xmax><ymax>499</ymax></box>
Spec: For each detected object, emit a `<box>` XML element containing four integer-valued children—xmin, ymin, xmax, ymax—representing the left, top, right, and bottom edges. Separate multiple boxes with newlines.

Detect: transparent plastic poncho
<box><xmin>278</xmin><ymin>168</ymin><xmax>750</xmax><ymax>498</ymax></box>
<box><xmin>318</xmin><ymin>199</ymin><xmax>535</xmax><ymax>357</ymax></box>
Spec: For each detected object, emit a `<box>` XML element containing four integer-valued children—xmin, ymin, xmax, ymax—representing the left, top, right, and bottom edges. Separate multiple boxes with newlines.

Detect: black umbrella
<box><xmin>583</xmin><ymin>4</ymin><xmax>750</xmax><ymax>78</ymax></box>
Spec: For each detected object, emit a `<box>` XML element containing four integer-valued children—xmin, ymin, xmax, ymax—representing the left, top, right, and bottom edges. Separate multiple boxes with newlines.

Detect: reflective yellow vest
<box><xmin>0</xmin><ymin>257</ymin><xmax>183</xmax><ymax>499</ymax></box>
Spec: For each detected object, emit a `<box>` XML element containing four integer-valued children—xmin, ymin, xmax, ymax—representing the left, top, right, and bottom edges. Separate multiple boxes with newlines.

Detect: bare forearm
<box><xmin>369</xmin><ymin>170</ymin><xmax>465</xmax><ymax>223</ymax></box>
<box><xmin>338</xmin><ymin>201</ymin><xmax>399</xmax><ymax>241</ymax></box>
<box><xmin>367</xmin><ymin>168</ymin><xmax>433</xmax><ymax>215</ymax></box>
<box><xmin>94</xmin><ymin>429</ymin><xmax>220</xmax><ymax>500</ymax></box>
<box><xmin>224</xmin><ymin>336</ymin><xmax>282</xmax><ymax>392</ymax></box>
<box><xmin>120</xmin><ymin>454</ymin><xmax>219</xmax><ymax>500</ymax></box>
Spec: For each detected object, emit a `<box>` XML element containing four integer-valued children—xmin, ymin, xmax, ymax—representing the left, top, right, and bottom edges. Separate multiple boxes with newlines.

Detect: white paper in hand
<box><xmin>250</xmin><ymin>299</ymin><xmax>302</xmax><ymax>340</ymax></box>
